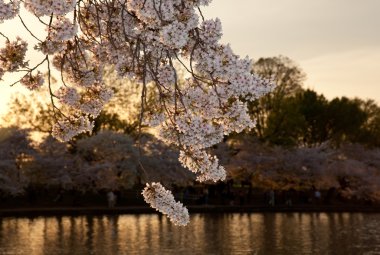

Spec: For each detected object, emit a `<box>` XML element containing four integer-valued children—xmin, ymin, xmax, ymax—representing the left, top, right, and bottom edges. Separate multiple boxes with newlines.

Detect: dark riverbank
<box><xmin>2</xmin><ymin>204</ymin><xmax>380</xmax><ymax>218</ymax></box>
<box><xmin>2</xmin><ymin>184</ymin><xmax>380</xmax><ymax>218</ymax></box>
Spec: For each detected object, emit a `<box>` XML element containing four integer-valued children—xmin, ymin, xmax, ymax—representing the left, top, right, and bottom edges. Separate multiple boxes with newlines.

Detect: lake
<box><xmin>1</xmin><ymin>213</ymin><xmax>380</xmax><ymax>254</ymax></box>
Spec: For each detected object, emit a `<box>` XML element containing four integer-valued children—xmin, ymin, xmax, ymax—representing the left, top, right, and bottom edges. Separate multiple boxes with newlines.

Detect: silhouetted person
<box><xmin>107</xmin><ymin>191</ymin><xmax>116</xmax><ymax>208</ymax></box>
<box><xmin>268</xmin><ymin>189</ymin><xmax>275</xmax><ymax>207</ymax></box>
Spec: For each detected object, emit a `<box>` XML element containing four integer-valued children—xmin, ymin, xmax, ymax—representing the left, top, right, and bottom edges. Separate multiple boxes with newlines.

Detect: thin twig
<box><xmin>18</xmin><ymin>15</ymin><xmax>43</xmax><ymax>43</ymax></box>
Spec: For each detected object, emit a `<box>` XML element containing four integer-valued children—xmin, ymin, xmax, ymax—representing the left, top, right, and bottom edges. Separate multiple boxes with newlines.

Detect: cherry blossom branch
<box><xmin>0</xmin><ymin>0</ymin><xmax>275</xmax><ymax>225</ymax></box>
<box><xmin>9</xmin><ymin>56</ymin><xmax>47</xmax><ymax>87</ymax></box>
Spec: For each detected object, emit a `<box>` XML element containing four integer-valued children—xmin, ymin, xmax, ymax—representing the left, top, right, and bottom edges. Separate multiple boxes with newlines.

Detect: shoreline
<box><xmin>2</xmin><ymin>205</ymin><xmax>380</xmax><ymax>218</ymax></box>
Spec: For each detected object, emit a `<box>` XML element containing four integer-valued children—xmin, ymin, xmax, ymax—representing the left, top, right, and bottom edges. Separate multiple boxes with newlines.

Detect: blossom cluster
<box><xmin>20</xmin><ymin>71</ymin><xmax>44</xmax><ymax>90</ymax></box>
<box><xmin>78</xmin><ymin>84</ymin><xmax>114</xmax><ymax>117</ymax></box>
<box><xmin>52</xmin><ymin>115</ymin><xmax>94</xmax><ymax>142</ymax></box>
<box><xmin>53</xmin><ymin>83</ymin><xmax>113</xmax><ymax>140</ymax></box>
<box><xmin>23</xmin><ymin>0</ymin><xmax>76</xmax><ymax>17</ymax></box>
<box><xmin>179</xmin><ymin>149</ymin><xmax>226</xmax><ymax>182</ymax></box>
<box><xmin>0</xmin><ymin>0</ymin><xmax>20</xmax><ymax>23</ymax></box>
<box><xmin>48</xmin><ymin>17</ymin><xmax>78</xmax><ymax>42</ymax></box>
<box><xmin>56</xmin><ymin>86</ymin><xmax>80</xmax><ymax>107</ymax></box>
<box><xmin>0</xmin><ymin>37</ymin><xmax>28</xmax><ymax>74</ymax></box>
<box><xmin>142</xmin><ymin>182</ymin><xmax>190</xmax><ymax>226</ymax></box>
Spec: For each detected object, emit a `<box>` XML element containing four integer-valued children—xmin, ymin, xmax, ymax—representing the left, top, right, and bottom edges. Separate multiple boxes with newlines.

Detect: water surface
<box><xmin>1</xmin><ymin>213</ymin><xmax>380</xmax><ymax>254</ymax></box>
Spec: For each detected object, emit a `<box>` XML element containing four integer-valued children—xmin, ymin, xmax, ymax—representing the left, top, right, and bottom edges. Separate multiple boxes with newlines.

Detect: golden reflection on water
<box><xmin>0</xmin><ymin>213</ymin><xmax>380</xmax><ymax>255</ymax></box>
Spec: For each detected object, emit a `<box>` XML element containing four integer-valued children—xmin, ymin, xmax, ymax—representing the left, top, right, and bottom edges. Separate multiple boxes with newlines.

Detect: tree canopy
<box><xmin>0</xmin><ymin>0</ymin><xmax>275</xmax><ymax>225</ymax></box>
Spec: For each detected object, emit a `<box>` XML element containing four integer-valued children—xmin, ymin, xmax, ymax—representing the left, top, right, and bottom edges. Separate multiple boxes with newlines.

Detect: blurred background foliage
<box><xmin>1</xmin><ymin>56</ymin><xmax>380</xmax><ymax>202</ymax></box>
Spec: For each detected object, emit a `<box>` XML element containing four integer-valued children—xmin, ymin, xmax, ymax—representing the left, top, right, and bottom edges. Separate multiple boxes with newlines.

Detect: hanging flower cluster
<box><xmin>142</xmin><ymin>182</ymin><xmax>190</xmax><ymax>226</ymax></box>
<box><xmin>0</xmin><ymin>0</ymin><xmax>275</xmax><ymax>225</ymax></box>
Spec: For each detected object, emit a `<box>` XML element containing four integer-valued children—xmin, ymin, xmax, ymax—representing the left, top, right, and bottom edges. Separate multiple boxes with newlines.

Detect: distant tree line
<box><xmin>1</xmin><ymin>56</ymin><xmax>380</xmax><ymax>201</ymax></box>
<box><xmin>248</xmin><ymin>56</ymin><xmax>380</xmax><ymax>148</ymax></box>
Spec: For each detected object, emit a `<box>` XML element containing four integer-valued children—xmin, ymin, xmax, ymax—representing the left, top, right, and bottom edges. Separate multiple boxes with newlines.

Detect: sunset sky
<box><xmin>204</xmin><ymin>0</ymin><xmax>380</xmax><ymax>102</ymax></box>
<box><xmin>0</xmin><ymin>0</ymin><xmax>379</xmax><ymax>115</ymax></box>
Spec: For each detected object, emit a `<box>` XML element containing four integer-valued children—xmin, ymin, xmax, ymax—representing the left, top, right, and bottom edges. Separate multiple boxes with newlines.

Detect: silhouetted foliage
<box><xmin>0</xmin><ymin>127</ymin><xmax>35</xmax><ymax>195</ymax></box>
<box><xmin>326</xmin><ymin>97</ymin><xmax>367</xmax><ymax>147</ymax></box>
<box><xmin>264</xmin><ymin>96</ymin><xmax>306</xmax><ymax>146</ymax></box>
<box><xmin>249</xmin><ymin>56</ymin><xmax>305</xmax><ymax>138</ymax></box>
<box><xmin>297</xmin><ymin>90</ymin><xmax>329</xmax><ymax>146</ymax></box>
<box><xmin>245</xmin><ymin>56</ymin><xmax>380</xmax><ymax>148</ymax></box>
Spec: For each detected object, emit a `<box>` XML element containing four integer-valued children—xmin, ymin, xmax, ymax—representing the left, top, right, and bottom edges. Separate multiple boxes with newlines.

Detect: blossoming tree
<box><xmin>0</xmin><ymin>0</ymin><xmax>274</xmax><ymax>225</ymax></box>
